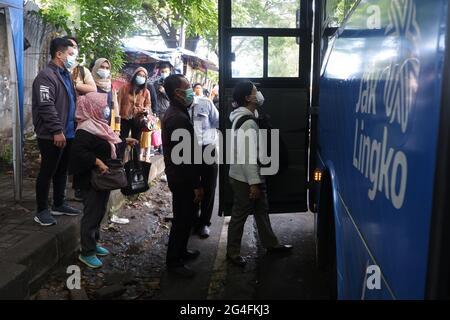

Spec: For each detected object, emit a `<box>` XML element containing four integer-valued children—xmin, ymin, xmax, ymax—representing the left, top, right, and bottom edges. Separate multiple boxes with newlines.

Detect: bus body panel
<box><xmin>318</xmin><ymin>0</ymin><xmax>448</xmax><ymax>299</ymax></box>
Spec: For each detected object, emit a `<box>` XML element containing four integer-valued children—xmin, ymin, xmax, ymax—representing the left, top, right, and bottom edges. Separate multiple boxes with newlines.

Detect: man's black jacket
<box><xmin>161</xmin><ymin>101</ymin><xmax>202</xmax><ymax>190</ymax></box>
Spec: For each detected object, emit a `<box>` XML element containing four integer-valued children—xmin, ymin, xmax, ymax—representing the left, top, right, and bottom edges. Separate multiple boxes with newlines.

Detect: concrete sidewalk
<box><xmin>0</xmin><ymin>155</ymin><xmax>165</xmax><ymax>299</ymax></box>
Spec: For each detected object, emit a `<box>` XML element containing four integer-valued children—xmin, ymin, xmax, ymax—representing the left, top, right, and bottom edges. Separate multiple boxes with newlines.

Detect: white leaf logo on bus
<box><xmin>352</xmin><ymin>0</ymin><xmax>420</xmax><ymax>210</ymax></box>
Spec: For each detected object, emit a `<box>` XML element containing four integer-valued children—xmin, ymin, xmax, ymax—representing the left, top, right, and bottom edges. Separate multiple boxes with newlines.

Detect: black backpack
<box><xmin>233</xmin><ymin>113</ymin><xmax>289</xmax><ymax>173</ymax></box>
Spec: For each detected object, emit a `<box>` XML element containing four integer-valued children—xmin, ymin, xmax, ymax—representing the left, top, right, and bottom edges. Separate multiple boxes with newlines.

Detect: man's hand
<box><xmin>249</xmin><ymin>184</ymin><xmax>261</xmax><ymax>200</ymax></box>
<box><xmin>53</xmin><ymin>133</ymin><xmax>66</xmax><ymax>148</ymax></box>
<box><xmin>95</xmin><ymin>159</ymin><xmax>109</xmax><ymax>174</ymax></box>
<box><xmin>194</xmin><ymin>187</ymin><xmax>204</xmax><ymax>204</ymax></box>
<box><xmin>125</xmin><ymin>138</ymin><xmax>139</xmax><ymax>146</ymax></box>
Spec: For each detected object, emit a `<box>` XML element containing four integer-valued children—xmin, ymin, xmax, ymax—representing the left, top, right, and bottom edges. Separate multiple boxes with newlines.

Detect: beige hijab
<box><xmin>92</xmin><ymin>58</ymin><xmax>112</xmax><ymax>93</ymax></box>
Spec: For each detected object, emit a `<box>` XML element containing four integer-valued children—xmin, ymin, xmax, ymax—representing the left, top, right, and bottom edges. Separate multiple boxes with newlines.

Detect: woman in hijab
<box><xmin>91</xmin><ymin>58</ymin><xmax>121</xmax><ymax>132</ymax></box>
<box><xmin>117</xmin><ymin>67</ymin><xmax>152</xmax><ymax>157</ymax></box>
<box><xmin>69</xmin><ymin>92</ymin><xmax>138</xmax><ymax>269</ymax></box>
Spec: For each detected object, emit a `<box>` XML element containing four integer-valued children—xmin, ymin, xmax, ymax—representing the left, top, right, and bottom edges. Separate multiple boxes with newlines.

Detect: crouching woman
<box><xmin>69</xmin><ymin>92</ymin><xmax>138</xmax><ymax>269</ymax></box>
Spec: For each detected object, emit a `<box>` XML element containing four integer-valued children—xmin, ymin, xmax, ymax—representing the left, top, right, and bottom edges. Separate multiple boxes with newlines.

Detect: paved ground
<box><xmin>1</xmin><ymin>164</ymin><xmax>330</xmax><ymax>300</ymax></box>
<box><xmin>27</xmin><ymin>181</ymin><xmax>330</xmax><ymax>300</ymax></box>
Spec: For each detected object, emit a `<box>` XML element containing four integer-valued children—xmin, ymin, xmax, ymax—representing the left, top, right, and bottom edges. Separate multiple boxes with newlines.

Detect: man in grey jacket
<box><xmin>32</xmin><ymin>37</ymin><xmax>81</xmax><ymax>226</ymax></box>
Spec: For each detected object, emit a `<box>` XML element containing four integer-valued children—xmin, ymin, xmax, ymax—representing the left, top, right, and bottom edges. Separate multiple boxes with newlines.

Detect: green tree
<box><xmin>39</xmin><ymin>0</ymin><xmax>142</xmax><ymax>74</ymax></box>
<box><xmin>141</xmin><ymin>0</ymin><xmax>218</xmax><ymax>52</ymax></box>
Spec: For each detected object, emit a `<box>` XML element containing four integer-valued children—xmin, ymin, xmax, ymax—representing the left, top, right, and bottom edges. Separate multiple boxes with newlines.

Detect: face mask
<box><xmin>64</xmin><ymin>54</ymin><xmax>77</xmax><ymax>69</ymax></box>
<box><xmin>103</xmin><ymin>106</ymin><xmax>111</xmax><ymax>120</ymax></box>
<box><xmin>135</xmin><ymin>75</ymin><xmax>146</xmax><ymax>85</ymax></box>
<box><xmin>178</xmin><ymin>88</ymin><xmax>195</xmax><ymax>106</ymax></box>
<box><xmin>161</xmin><ymin>72</ymin><xmax>170</xmax><ymax>79</ymax></box>
<box><xmin>97</xmin><ymin>69</ymin><xmax>110</xmax><ymax>79</ymax></box>
<box><xmin>256</xmin><ymin>91</ymin><xmax>265</xmax><ymax>106</ymax></box>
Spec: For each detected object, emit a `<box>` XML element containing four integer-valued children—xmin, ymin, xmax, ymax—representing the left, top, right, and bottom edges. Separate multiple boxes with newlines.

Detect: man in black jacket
<box><xmin>161</xmin><ymin>74</ymin><xmax>204</xmax><ymax>278</ymax></box>
<box><xmin>32</xmin><ymin>37</ymin><xmax>81</xmax><ymax>226</ymax></box>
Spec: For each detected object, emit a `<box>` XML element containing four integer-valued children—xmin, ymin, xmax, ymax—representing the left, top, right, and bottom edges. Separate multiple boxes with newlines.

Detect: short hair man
<box><xmin>161</xmin><ymin>74</ymin><xmax>204</xmax><ymax>278</ymax></box>
<box><xmin>62</xmin><ymin>36</ymin><xmax>97</xmax><ymax>95</ymax></box>
<box><xmin>32</xmin><ymin>37</ymin><xmax>82</xmax><ymax>226</ymax></box>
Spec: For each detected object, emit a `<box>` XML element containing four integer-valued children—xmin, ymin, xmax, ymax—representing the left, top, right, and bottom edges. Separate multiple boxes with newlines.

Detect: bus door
<box><xmin>218</xmin><ymin>0</ymin><xmax>314</xmax><ymax>215</ymax></box>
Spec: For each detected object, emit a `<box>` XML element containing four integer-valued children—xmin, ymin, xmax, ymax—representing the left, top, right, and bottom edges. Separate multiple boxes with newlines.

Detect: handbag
<box><xmin>121</xmin><ymin>145</ymin><xmax>151</xmax><ymax>196</ymax></box>
<box><xmin>91</xmin><ymin>159</ymin><xmax>128</xmax><ymax>191</ymax></box>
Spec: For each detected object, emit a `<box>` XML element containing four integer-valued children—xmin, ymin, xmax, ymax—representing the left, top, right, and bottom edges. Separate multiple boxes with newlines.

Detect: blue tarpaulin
<box><xmin>1</xmin><ymin>0</ymin><xmax>23</xmax><ymax>200</ymax></box>
<box><xmin>1</xmin><ymin>0</ymin><xmax>24</xmax><ymax>130</ymax></box>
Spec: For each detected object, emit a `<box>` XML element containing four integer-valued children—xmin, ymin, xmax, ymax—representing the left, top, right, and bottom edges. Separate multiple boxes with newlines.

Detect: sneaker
<box><xmin>96</xmin><ymin>245</ymin><xmax>110</xmax><ymax>256</ymax></box>
<box><xmin>110</xmin><ymin>215</ymin><xmax>129</xmax><ymax>224</ymax></box>
<box><xmin>51</xmin><ymin>203</ymin><xmax>81</xmax><ymax>216</ymax></box>
<box><xmin>34</xmin><ymin>209</ymin><xmax>57</xmax><ymax>226</ymax></box>
<box><xmin>198</xmin><ymin>225</ymin><xmax>210</xmax><ymax>239</ymax></box>
<box><xmin>78</xmin><ymin>254</ymin><xmax>103</xmax><ymax>269</ymax></box>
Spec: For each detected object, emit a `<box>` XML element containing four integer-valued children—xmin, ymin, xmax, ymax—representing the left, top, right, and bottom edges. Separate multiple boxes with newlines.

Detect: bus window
<box><xmin>232</xmin><ymin>0</ymin><xmax>300</xmax><ymax>29</ymax></box>
<box><xmin>231</xmin><ymin>36</ymin><xmax>263</xmax><ymax>78</ymax></box>
<box><xmin>326</xmin><ymin>0</ymin><xmax>360</xmax><ymax>27</ymax></box>
<box><xmin>268</xmin><ymin>37</ymin><xmax>300</xmax><ymax>77</ymax></box>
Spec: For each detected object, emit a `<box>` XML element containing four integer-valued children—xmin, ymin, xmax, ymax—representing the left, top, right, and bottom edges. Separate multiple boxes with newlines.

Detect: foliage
<box><xmin>141</xmin><ymin>0</ymin><xmax>218</xmax><ymax>51</ymax></box>
<box><xmin>327</xmin><ymin>0</ymin><xmax>360</xmax><ymax>26</ymax></box>
<box><xmin>0</xmin><ymin>144</ymin><xmax>13</xmax><ymax>166</ymax></box>
<box><xmin>38</xmin><ymin>0</ymin><xmax>142</xmax><ymax>74</ymax></box>
<box><xmin>231</xmin><ymin>0</ymin><xmax>300</xmax><ymax>78</ymax></box>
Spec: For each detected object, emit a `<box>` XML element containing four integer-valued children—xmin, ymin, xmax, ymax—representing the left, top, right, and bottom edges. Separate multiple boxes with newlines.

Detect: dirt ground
<box><xmin>32</xmin><ymin>178</ymin><xmax>174</xmax><ymax>300</ymax></box>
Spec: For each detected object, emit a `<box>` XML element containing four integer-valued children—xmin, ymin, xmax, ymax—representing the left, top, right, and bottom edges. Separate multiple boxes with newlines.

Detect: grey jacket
<box><xmin>229</xmin><ymin>107</ymin><xmax>264</xmax><ymax>185</ymax></box>
<box><xmin>32</xmin><ymin>61</ymin><xmax>75</xmax><ymax>140</ymax></box>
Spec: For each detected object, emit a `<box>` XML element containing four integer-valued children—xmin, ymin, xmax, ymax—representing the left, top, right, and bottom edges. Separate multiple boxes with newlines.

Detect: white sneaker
<box><xmin>110</xmin><ymin>215</ymin><xmax>130</xmax><ymax>224</ymax></box>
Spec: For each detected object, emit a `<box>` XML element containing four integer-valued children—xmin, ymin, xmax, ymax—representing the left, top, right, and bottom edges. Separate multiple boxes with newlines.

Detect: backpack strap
<box><xmin>233</xmin><ymin>114</ymin><xmax>257</xmax><ymax>131</ymax></box>
<box><xmin>78</xmin><ymin>65</ymin><xmax>85</xmax><ymax>81</ymax></box>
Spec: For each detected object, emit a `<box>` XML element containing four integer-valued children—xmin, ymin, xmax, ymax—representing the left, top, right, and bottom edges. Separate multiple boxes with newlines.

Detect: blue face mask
<box><xmin>135</xmin><ymin>75</ymin><xmax>146</xmax><ymax>86</ymax></box>
<box><xmin>103</xmin><ymin>106</ymin><xmax>111</xmax><ymax>120</ymax></box>
<box><xmin>64</xmin><ymin>54</ymin><xmax>77</xmax><ymax>69</ymax></box>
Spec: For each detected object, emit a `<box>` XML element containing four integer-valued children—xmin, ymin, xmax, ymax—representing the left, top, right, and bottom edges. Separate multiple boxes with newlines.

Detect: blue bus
<box><xmin>219</xmin><ymin>0</ymin><xmax>450</xmax><ymax>299</ymax></box>
<box><xmin>315</xmin><ymin>0</ymin><xmax>450</xmax><ymax>299</ymax></box>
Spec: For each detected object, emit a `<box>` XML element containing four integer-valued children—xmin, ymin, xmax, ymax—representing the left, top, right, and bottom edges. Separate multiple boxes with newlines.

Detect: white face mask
<box><xmin>97</xmin><ymin>69</ymin><xmax>111</xmax><ymax>79</ymax></box>
<box><xmin>135</xmin><ymin>75</ymin><xmax>146</xmax><ymax>85</ymax></box>
<box><xmin>256</xmin><ymin>91</ymin><xmax>265</xmax><ymax>106</ymax></box>
<box><xmin>161</xmin><ymin>71</ymin><xmax>170</xmax><ymax>79</ymax></box>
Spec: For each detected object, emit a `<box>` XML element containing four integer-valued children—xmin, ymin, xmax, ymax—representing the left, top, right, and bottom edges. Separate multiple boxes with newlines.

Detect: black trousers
<box><xmin>120</xmin><ymin>118</ymin><xmax>142</xmax><ymax>155</ymax></box>
<box><xmin>195</xmin><ymin>146</ymin><xmax>218</xmax><ymax>228</ymax></box>
<box><xmin>80</xmin><ymin>187</ymin><xmax>111</xmax><ymax>256</ymax></box>
<box><xmin>166</xmin><ymin>183</ymin><xmax>197</xmax><ymax>267</ymax></box>
<box><xmin>36</xmin><ymin>138</ymin><xmax>72</xmax><ymax>212</ymax></box>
